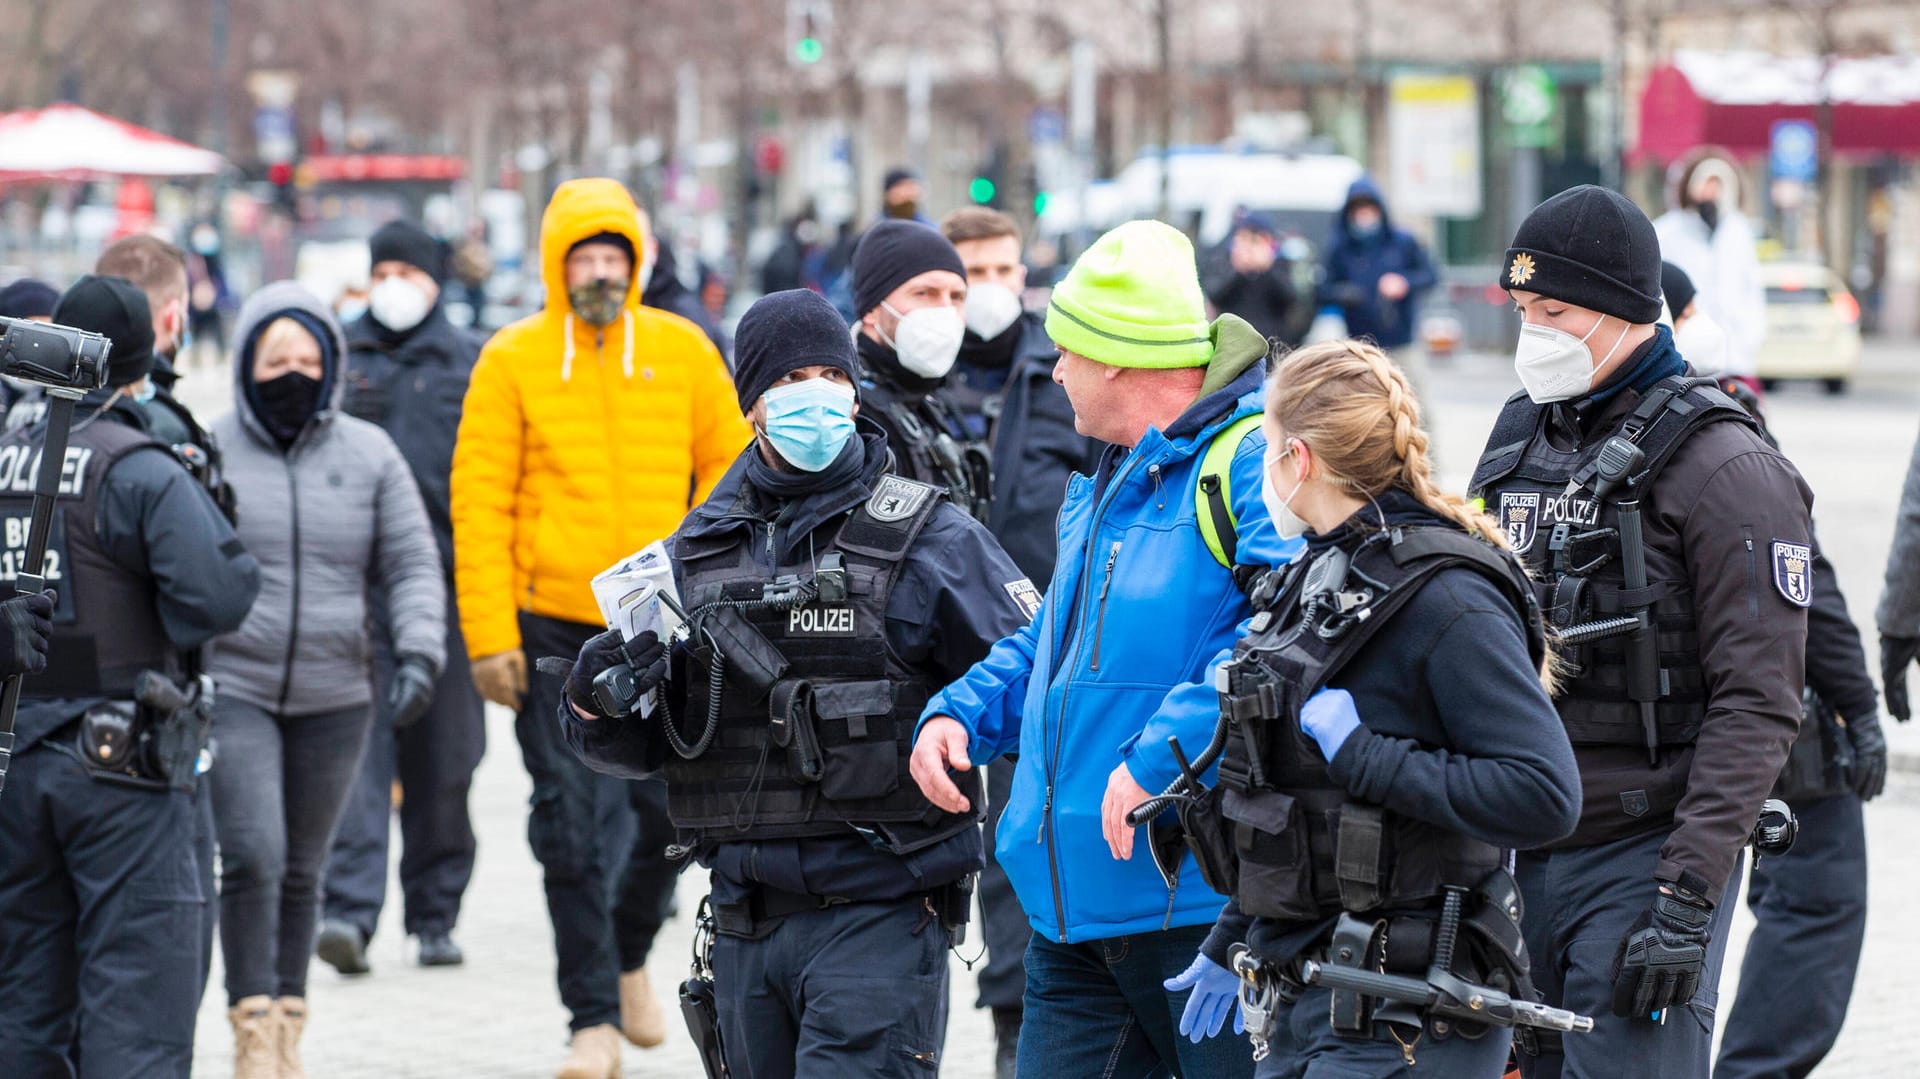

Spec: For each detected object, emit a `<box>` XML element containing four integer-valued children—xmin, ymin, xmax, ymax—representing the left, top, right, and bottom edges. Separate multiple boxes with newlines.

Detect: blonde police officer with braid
<box><xmin>1174</xmin><ymin>340</ymin><xmax>1582</xmax><ymax>1076</ymax></box>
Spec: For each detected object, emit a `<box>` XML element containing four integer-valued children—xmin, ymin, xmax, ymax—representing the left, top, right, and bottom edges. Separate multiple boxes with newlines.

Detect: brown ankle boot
<box><xmin>556</xmin><ymin>1023</ymin><xmax>623</xmax><ymax>1079</ymax></box>
<box><xmin>619</xmin><ymin>967</ymin><xmax>665</xmax><ymax>1048</ymax></box>
<box><xmin>228</xmin><ymin>995</ymin><xmax>276</xmax><ymax>1079</ymax></box>
<box><xmin>275</xmin><ymin>997</ymin><xmax>308</xmax><ymax>1079</ymax></box>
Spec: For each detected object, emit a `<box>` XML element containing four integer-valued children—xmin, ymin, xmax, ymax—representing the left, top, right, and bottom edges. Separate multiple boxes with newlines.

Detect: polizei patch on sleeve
<box><xmin>1003</xmin><ymin>579</ymin><xmax>1042</xmax><ymax>620</ymax></box>
<box><xmin>787</xmin><ymin>604</ymin><xmax>856</xmax><ymax>637</ymax></box>
<box><xmin>866</xmin><ymin>475</ymin><xmax>934</xmax><ymax>523</ymax></box>
<box><xmin>1771</xmin><ymin>541</ymin><xmax>1813</xmax><ymax>608</ymax></box>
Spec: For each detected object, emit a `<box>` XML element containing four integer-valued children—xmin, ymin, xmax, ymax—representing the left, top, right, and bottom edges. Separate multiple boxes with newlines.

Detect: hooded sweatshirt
<box><xmin>450</xmin><ymin>179</ymin><xmax>752</xmax><ymax>659</ymax></box>
<box><xmin>1319</xmin><ymin>177</ymin><xmax>1437</xmax><ymax>350</ymax></box>
<box><xmin>209</xmin><ymin>281</ymin><xmax>446</xmax><ymax>715</ymax></box>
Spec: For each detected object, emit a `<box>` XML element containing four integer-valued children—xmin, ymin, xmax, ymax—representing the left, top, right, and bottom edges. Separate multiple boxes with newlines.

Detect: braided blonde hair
<box><xmin>1266</xmin><ymin>340</ymin><xmax>1506</xmax><ymax>547</ymax></box>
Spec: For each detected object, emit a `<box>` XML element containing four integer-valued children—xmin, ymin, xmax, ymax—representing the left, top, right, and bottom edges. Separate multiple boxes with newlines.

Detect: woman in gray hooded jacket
<box><xmin>207</xmin><ymin>281</ymin><xmax>446</xmax><ymax>1078</ymax></box>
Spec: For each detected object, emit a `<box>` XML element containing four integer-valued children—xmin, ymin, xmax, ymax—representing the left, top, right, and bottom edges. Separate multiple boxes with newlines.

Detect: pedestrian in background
<box><xmin>1881</xmin><ymin>423</ymin><xmax>1920</xmax><ymax>724</ymax></box>
<box><xmin>914</xmin><ymin>220</ymin><xmax>1297</xmax><ymax>1079</ymax></box>
<box><xmin>0</xmin><ymin>275</ymin><xmax>259</xmax><ymax>1079</ymax></box>
<box><xmin>1205</xmin><ymin>212</ymin><xmax>1297</xmax><ymax>346</ymax></box>
<box><xmin>318</xmin><ymin>219</ymin><xmax>487</xmax><ymax>976</ymax></box>
<box><xmin>451</xmin><ymin>177</ymin><xmax>750</xmax><ymax>1079</ymax></box>
<box><xmin>1319</xmin><ymin>178</ymin><xmax>1437</xmax><ymax>405</ymax></box>
<box><xmin>1654</xmin><ymin>155</ymin><xmax>1766</xmax><ymax>394</ymax></box>
<box><xmin>208</xmin><ymin>282</ymin><xmax>445</xmax><ymax>1079</ymax></box>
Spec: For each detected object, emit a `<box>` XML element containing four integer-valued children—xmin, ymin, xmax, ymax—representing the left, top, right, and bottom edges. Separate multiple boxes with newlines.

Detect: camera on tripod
<box><xmin>0</xmin><ymin>315</ymin><xmax>112</xmax><ymax>398</ymax></box>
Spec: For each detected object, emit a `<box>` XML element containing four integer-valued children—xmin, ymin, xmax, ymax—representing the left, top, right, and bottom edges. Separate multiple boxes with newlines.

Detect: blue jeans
<box><xmin>1020</xmin><ymin>924</ymin><xmax>1255</xmax><ymax>1079</ymax></box>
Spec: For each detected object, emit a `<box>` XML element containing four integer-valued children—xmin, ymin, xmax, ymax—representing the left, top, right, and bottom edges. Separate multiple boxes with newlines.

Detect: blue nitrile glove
<box><xmin>1301</xmin><ymin>687</ymin><xmax>1361</xmax><ymax>761</ymax></box>
<box><xmin>1164</xmin><ymin>954</ymin><xmax>1244</xmax><ymax>1042</ymax></box>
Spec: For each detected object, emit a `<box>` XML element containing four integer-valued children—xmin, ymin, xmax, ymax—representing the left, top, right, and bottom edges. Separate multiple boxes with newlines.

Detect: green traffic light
<box><xmin>969</xmin><ymin>177</ymin><xmax>996</xmax><ymax>203</ymax></box>
<box><xmin>794</xmin><ymin>37</ymin><xmax>823</xmax><ymax>63</ymax></box>
<box><xmin>1033</xmin><ymin>191</ymin><xmax>1050</xmax><ymax>214</ymax></box>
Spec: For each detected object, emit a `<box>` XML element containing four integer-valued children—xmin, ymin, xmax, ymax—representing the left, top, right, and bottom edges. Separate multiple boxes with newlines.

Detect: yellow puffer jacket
<box><xmin>451</xmin><ymin>178</ymin><xmax>750</xmax><ymax>659</ymax></box>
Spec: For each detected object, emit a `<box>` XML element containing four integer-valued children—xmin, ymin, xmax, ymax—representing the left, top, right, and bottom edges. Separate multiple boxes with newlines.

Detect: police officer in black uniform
<box><xmin>1467</xmin><ymin>187</ymin><xmax>1814</xmax><ymax>1078</ymax></box>
<box><xmin>0</xmin><ymin>275</ymin><xmax>261</xmax><ymax>1079</ymax></box>
<box><xmin>1168</xmin><ymin>340</ymin><xmax>1580</xmax><ymax>1076</ymax></box>
<box><xmin>848</xmin><ymin>219</ymin><xmax>992</xmax><ymax>520</ymax></box>
<box><xmin>558</xmin><ymin>289</ymin><xmax>1034</xmax><ymax>1078</ymax></box>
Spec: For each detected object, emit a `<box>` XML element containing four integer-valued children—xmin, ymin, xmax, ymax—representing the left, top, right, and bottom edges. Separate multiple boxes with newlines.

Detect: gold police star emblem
<box><xmin>1508</xmin><ymin>252</ymin><xmax>1537</xmax><ymax>286</ymax></box>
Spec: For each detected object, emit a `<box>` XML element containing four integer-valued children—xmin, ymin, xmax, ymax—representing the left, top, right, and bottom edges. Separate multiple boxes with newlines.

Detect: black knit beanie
<box><xmin>369</xmin><ymin>220</ymin><xmax>446</xmax><ymax>283</ymax></box>
<box><xmin>731</xmin><ymin>289</ymin><xmax>859</xmax><ymax>411</ymax></box>
<box><xmin>1503</xmin><ymin>185</ymin><xmax>1664</xmax><ymax>324</ymax></box>
<box><xmin>52</xmin><ymin>274</ymin><xmax>153</xmax><ymax>387</ymax></box>
<box><xmin>1660</xmin><ymin>261</ymin><xmax>1697</xmax><ymax>319</ymax></box>
<box><xmin>850</xmin><ymin>220</ymin><xmax>966</xmax><ymax>319</ymax></box>
<box><xmin>568</xmin><ymin>230</ymin><xmax>635</xmax><ymax>270</ymax></box>
<box><xmin>0</xmin><ymin>279</ymin><xmax>59</xmax><ymax>321</ymax></box>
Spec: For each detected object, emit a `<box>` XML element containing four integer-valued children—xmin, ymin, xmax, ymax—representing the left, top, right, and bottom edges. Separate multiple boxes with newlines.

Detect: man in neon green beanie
<box><xmin>913</xmin><ymin>219</ymin><xmax>1303</xmax><ymax>1076</ymax></box>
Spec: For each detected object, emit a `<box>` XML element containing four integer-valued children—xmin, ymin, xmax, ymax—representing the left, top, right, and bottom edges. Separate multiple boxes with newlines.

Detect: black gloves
<box><xmin>386</xmin><ymin>654</ymin><xmax>438</xmax><ymax>730</ymax></box>
<box><xmin>1847</xmin><ymin>712</ymin><xmax>1889</xmax><ymax>801</ymax></box>
<box><xmin>1881</xmin><ymin>635</ymin><xmax>1920</xmax><ymax>722</ymax></box>
<box><xmin>0</xmin><ymin>590</ymin><xmax>55</xmax><ymax>677</ymax></box>
<box><xmin>564</xmin><ymin>630</ymin><xmax>666</xmax><ymax>719</ymax></box>
<box><xmin>1611</xmin><ymin>885</ymin><xmax>1714</xmax><ymax>1019</ymax></box>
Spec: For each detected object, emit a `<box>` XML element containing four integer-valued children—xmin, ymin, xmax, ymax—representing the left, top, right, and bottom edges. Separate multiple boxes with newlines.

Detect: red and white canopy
<box><xmin>0</xmin><ymin>104</ymin><xmax>226</xmax><ymax>182</ymax></box>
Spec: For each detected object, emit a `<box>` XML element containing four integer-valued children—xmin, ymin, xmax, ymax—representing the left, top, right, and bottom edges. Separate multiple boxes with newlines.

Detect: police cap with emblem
<box><xmin>731</xmin><ymin>288</ymin><xmax>860</xmax><ymax>412</ymax></box>
<box><xmin>1503</xmin><ymin>185</ymin><xmax>1664</xmax><ymax>325</ymax></box>
<box><xmin>52</xmin><ymin>274</ymin><xmax>155</xmax><ymax>387</ymax></box>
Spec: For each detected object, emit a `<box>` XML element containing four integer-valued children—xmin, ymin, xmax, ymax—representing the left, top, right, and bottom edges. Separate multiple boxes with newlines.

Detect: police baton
<box><xmin>0</xmin><ymin>316</ymin><xmax>111</xmax><ymax>799</ymax></box>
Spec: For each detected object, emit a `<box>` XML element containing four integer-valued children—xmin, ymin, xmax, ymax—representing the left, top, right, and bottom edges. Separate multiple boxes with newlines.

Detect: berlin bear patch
<box><xmin>1771</xmin><ymin>541</ymin><xmax>1813</xmax><ymax>608</ymax></box>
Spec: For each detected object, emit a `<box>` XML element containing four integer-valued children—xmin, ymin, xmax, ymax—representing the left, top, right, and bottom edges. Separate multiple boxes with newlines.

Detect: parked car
<box><xmin>1755</xmin><ymin>261</ymin><xmax>1862</xmax><ymax>394</ymax></box>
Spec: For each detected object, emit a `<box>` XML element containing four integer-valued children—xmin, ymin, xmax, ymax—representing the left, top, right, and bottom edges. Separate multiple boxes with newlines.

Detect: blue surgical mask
<box><xmin>758</xmin><ymin>377</ymin><xmax>857</xmax><ymax>472</ymax></box>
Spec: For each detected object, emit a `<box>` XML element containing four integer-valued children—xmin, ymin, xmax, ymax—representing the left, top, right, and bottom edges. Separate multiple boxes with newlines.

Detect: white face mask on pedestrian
<box><xmin>1513</xmin><ymin>314</ymin><xmax>1630</xmax><ymax>403</ymax></box>
<box><xmin>1262</xmin><ymin>442</ymin><xmax>1311</xmax><ymax>540</ymax></box>
<box><xmin>369</xmin><ymin>277</ymin><xmax>433</xmax><ymax>332</ymax></box>
<box><xmin>880</xmin><ymin>302</ymin><xmax>965</xmax><ymax>379</ymax></box>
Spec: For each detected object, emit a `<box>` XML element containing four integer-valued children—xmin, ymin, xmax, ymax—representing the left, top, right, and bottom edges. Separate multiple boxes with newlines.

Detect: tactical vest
<box><xmin>664</xmin><ymin>475</ymin><xmax>982</xmax><ymax>852</ymax></box>
<box><xmin>1208</xmin><ymin>525</ymin><xmax>1544</xmax><ymax>922</ymax></box>
<box><xmin>0</xmin><ymin>416</ymin><xmax>181</xmax><ymax>698</ymax></box>
<box><xmin>865</xmin><ymin>380</ymin><xmax>993</xmax><ymax>523</ymax></box>
<box><xmin>1468</xmin><ymin>376</ymin><xmax>1755</xmax><ymax>749</ymax></box>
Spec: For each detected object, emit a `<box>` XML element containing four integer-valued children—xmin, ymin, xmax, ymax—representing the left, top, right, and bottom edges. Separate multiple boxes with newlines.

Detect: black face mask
<box><xmin>254</xmin><ymin>371</ymin><xmax>324</xmax><ymax>445</ymax></box>
<box><xmin>1696</xmin><ymin>200</ymin><xmax>1720</xmax><ymax>234</ymax></box>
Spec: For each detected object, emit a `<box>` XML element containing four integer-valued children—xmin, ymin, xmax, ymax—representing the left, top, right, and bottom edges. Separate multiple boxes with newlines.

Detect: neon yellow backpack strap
<box><xmin>1195</xmin><ymin>414</ymin><xmax>1264</xmax><ymax>567</ymax></box>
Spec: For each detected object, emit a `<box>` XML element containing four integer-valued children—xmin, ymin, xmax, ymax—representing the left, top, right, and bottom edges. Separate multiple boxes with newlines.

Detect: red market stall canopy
<box><xmin>0</xmin><ymin>104</ymin><xmax>227</xmax><ymax>182</ymax></box>
<box><xmin>1635</xmin><ymin>50</ymin><xmax>1920</xmax><ymax>164</ymax></box>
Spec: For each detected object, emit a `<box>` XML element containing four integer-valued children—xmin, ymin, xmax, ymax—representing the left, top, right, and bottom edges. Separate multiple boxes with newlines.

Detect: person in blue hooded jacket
<box><xmin>912</xmin><ymin>220</ymin><xmax>1302</xmax><ymax>1078</ymax></box>
<box><xmin>1319</xmin><ymin>178</ymin><xmax>1436</xmax><ymax>353</ymax></box>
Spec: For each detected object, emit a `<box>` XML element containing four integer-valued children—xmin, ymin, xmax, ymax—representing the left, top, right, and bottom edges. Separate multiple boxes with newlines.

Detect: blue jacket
<box><xmin>1319</xmin><ymin>177</ymin><xmax>1437</xmax><ymax>350</ymax></box>
<box><xmin>920</xmin><ymin>316</ymin><xmax>1303</xmax><ymax>944</ymax></box>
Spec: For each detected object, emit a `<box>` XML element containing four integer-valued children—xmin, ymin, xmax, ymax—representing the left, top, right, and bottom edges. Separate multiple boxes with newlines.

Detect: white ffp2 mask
<box><xmin>963</xmin><ymin>282</ymin><xmax>1023</xmax><ymax>340</ymax></box>
<box><xmin>1513</xmin><ymin>316</ymin><xmax>1629</xmax><ymax>403</ymax></box>
<box><xmin>882</xmin><ymin>303</ymin><xmax>965</xmax><ymax>379</ymax></box>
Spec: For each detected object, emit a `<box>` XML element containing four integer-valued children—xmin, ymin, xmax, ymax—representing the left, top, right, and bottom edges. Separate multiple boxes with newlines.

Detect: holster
<box><xmin>75</xmin><ymin>671</ymin><xmax>211</xmax><ymax>793</ymax></box>
<box><xmin>678</xmin><ymin>975</ymin><xmax>728</xmax><ymax>1079</ymax></box>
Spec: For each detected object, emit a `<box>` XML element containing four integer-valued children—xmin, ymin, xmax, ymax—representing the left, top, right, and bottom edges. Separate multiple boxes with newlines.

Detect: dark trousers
<box><xmin>1258</xmin><ymin>985</ymin><xmax>1512</xmax><ymax>1078</ymax></box>
<box><xmin>1715</xmin><ymin>793</ymin><xmax>1867</xmax><ymax>1079</ymax></box>
<box><xmin>516</xmin><ymin>613</ymin><xmax>678</xmax><ymax>1031</ymax></box>
<box><xmin>209</xmin><ymin>699</ymin><xmax>372</xmax><ymax>1003</ymax></box>
<box><xmin>1515</xmin><ymin>829</ymin><xmax>1741</xmax><ymax>1079</ymax></box>
<box><xmin>712</xmin><ymin>895</ymin><xmax>950</xmax><ymax>1078</ymax></box>
<box><xmin>323</xmin><ymin>605</ymin><xmax>485</xmax><ymax>940</ymax></box>
<box><xmin>1019</xmin><ymin>923</ymin><xmax>1256</xmax><ymax>1079</ymax></box>
<box><xmin>0</xmin><ymin>742</ymin><xmax>203</xmax><ymax>1079</ymax></box>
<box><xmin>977</xmin><ymin>761</ymin><xmax>1031</xmax><ymax>1012</ymax></box>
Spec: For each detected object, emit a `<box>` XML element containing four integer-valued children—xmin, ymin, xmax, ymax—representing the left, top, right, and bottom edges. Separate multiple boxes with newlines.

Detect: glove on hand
<box><xmin>1847</xmin><ymin>712</ymin><xmax>1889</xmax><ymax>800</ymax></box>
<box><xmin>0</xmin><ymin>590</ymin><xmax>54</xmax><ymax>677</ymax></box>
<box><xmin>1300</xmin><ymin>687</ymin><xmax>1361</xmax><ymax>762</ymax></box>
<box><xmin>1164</xmin><ymin>954</ymin><xmax>1244</xmax><ymax>1043</ymax></box>
<box><xmin>1881</xmin><ymin>635</ymin><xmax>1920</xmax><ymax>722</ymax></box>
<box><xmin>386</xmin><ymin>654</ymin><xmax>438</xmax><ymax>730</ymax></box>
<box><xmin>1610</xmin><ymin>886</ymin><xmax>1713</xmax><ymax>1019</ymax></box>
<box><xmin>564</xmin><ymin>630</ymin><xmax>666</xmax><ymax>719</ymax></box>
